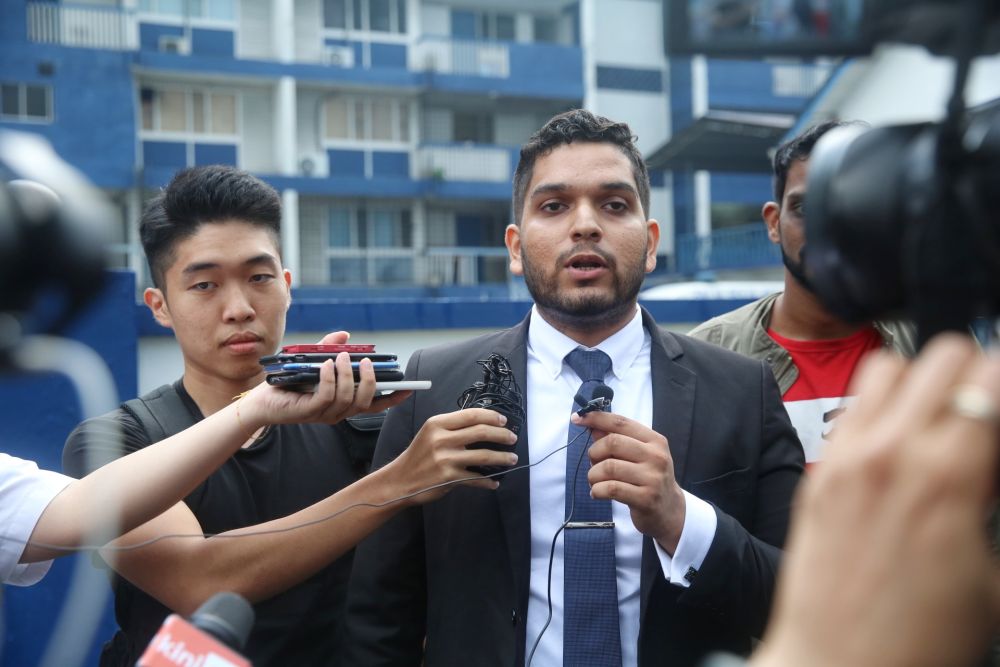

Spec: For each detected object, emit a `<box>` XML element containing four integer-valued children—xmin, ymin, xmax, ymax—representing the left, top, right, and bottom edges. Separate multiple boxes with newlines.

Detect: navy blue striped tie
<box><xmin>563</xmin><ymin>347</ymin><xmax>621</xmax><ymax>666</ymax></box>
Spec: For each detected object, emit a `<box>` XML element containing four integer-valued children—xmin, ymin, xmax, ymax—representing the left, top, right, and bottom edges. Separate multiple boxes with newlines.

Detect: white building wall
<box><xmin>592</xmin><ymin>0</ymin><xmax>664</xmax><ymax>68</ymax></box>
<box><xmin>296</xmin><ymin>88</ymin><xmax>330</xmax><ymax>178</ymax></box>
<box><xmin>241</xmin><ymin>87</ymin><xmax>276</xmax><ymax>172</ymax></box>
<box><xmin>586</xmin><ymin>0</ymin><xmax>668</xmax><ymax>153</ymax></box>
<box><xmin>592</xmin><ymin>90</ymin><xmax>669</xmax><ymax>154</ymax></box>
<box><xmin>294</xmin><ymin>0</ymin><xmax>323</xmax><ymax>63</ymax></box>
<box><xmin>420</xmin><ymin>4</ymin><xmax>450</xmax><ymax>37</ymax></box>
<box><xmin>238</xmin><ymin>0</ymin><xmax>272</xmax><ymax>59</ymax></box>
<box><xmin>834</xmin><ymin>47</ymin><xmax>1000</xmax><ymax>126</ymax></box>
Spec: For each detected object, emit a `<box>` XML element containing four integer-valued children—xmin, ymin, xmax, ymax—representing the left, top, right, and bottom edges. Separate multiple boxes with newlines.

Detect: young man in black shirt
<box><xmin>63</xmin><ymin>166</ymin><xmax>516</xmax><ymax>666</ymax></box>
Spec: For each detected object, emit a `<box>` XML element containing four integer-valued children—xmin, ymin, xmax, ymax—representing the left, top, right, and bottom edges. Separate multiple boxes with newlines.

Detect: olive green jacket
<box><xmin>687</xmin><ymin>292</ymin><xmax>917</xmax><ymax>395</ymax></box>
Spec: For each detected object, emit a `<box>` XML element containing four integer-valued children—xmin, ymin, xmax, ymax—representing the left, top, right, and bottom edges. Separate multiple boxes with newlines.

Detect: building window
<box><xmin>326</xmin><ymin>204</ymin><xmax>413</xmax><ymax>285</ymax></box>
<box><xmin>477</xmin><ymin>11</ymin><xmax>516</xmax><ymax>41</ymax></box>
<box><xmin>324</xmin><ymin>0</ymin><xmax>406</xmax><ymax>33</ymax></box>
<box><xmin>138</xmin><ymin>0</ymin><xmax>235</xmax><ymax>20</ymax></box>
<box><xmin>0</xmin><ymin>83</ymin><xmax>52</xmax><ymax>123</ymax></box>
<box><xmin>533</xmin><ymin>15</ymin><xmax>558</xmax><ymax>43</ymax></box>
<box><xmin>140</xmin><ymin>87</ymin><xmax>238</xmax><ymax>136</ymax></box>
<box><xmin>327</xmin><ymin>206</ymin><xmax>411</xmax><ymax>248</ymax></box>
<box><xmin>453</xmin><ymin>112</ymin><xmax>494</xmax><ymax>144</ymax></box>
<box><xmin>323</xmin><ymin>96</ymin><xmax>411</xmax><ymax>143</ymax></box>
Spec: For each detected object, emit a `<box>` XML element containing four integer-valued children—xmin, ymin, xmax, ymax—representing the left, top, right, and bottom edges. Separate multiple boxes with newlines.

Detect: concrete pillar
<box><xmin>272</xmin><ymin>0</ymin><xmax>295</xmax><ymax>63</ymax></box>
<box><xmin>580</xmin><ymin>0</ymin><xmax>597</xmax><ymax>111</ymax></box>
<box><xmin>281</xmin><ymin>189</ymin><xmax>300</xmax><ymax>285</ymax></box>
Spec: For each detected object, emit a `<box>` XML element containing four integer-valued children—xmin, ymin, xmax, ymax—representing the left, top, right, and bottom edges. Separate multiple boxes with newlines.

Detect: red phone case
<box><xmin>281</xmin><ymin>344</ymin><xmax>376</xmax><ymax>353</ymax></box>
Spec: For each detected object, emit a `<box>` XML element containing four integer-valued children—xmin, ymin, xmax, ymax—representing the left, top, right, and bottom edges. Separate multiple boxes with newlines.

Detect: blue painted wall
<box><xmin>194</xmin><ymin>142</ymin><xmax>238</xmax><ymax>166</ymax></box>
<box><xmin>596</xmin><ymin>65</ymin><xmax>663</xmax><ymax>93</ymax></box>
<box><xmin>371</xmin><ymin>150</ymin><xmax>409</xmax><ymax>178</ymax></box>
<box><xmin>0</xmin><ymin>2</ymin><xmax>137</xmax><ymax>189</ymax></box>
<box><xmin>711</xmin><ymin>172</ymin><xmax>772</xmax><ymax>204</ymax></box>
<box><xmin>0</xmin><ymin>270</ymin><xmax>138</xmax><ymax>667</ymax></box>
<box><xmin>707</xmin><ymin>59</ymin><xmax>812</xmax><ymax>113</ymax></box>
<box><xmin>191</xmin><ymin>27</ymin><xmax>235</xmax><ymax>57</ymax></box>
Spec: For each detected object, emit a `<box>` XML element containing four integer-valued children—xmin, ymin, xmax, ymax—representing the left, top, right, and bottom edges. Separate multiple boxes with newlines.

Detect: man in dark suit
<box><xmin>343</xmin><ymin>110</ymin><xmax>805</xmax><ymax>667</ymax></box>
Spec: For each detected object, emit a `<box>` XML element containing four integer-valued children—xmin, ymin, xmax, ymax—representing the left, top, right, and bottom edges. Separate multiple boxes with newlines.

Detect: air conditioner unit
<box><xmin>159</xmin><ymin>35</ymin><xmax>190</xmax><ymax>55</ymax></box>
<box><xmin>323</xmin><ymin>45</ymin><xmax>355</xmax><ymax>68</ymax></box>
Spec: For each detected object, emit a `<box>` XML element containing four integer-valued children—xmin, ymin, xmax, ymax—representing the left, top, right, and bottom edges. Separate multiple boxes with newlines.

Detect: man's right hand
<box><xmin>385</xmin><ymin>408</ymin><xmax>519</xmax><ymax>503</ymax></box>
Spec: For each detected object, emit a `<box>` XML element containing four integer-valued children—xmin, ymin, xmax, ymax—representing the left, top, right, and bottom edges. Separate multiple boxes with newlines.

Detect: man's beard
<box><xmin>781</xmin><ymin>242</ymin><xmax>815</xmax><ymax>293</ymax></box>
<box><xmin>521</xmin><ymin>244</ymin><xmax>646</xmax><ymax>331</ymax></box>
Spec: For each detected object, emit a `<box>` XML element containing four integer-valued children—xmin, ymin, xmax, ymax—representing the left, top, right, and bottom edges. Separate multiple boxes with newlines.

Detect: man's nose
<box><xmin>222</xmin><ymin>286</ymin><xmax>255</xmax><ymax>322</ymax></box>
<box><xmin>570</xmin><ymin>202</ymin><xmax>602</xmax><ymax>240</ymax></box>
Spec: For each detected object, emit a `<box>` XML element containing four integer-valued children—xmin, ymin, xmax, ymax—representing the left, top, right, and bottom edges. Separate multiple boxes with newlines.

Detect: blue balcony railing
<box><xmin>676</xmin><ymin>223</ymin><xmax>780</xmax><ymax>275</ymax></box>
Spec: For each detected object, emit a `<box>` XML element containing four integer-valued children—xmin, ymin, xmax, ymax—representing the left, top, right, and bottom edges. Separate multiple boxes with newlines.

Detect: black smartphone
<box><xmin>259</xmin><ymin>352</ymin><xmax>397</xmax><ymax>365</ymax></box>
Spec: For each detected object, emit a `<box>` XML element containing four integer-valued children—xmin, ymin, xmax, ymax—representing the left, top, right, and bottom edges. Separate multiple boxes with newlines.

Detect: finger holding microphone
<box><xmin>575</xmin><ymin>409</ymin><xmax>688</xmax><ymax>554</ymax></box>
<box><xmin>381</xmin><ymin>408</ymin><xmax>520</xmax><ymax>504</ymax></box>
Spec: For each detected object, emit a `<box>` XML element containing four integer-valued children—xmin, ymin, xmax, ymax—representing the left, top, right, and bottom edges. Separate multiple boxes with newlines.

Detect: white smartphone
<box><xmin>374</xmin><ymin>380</ymin><xmax>432</xmax><ymax>392</ymax></box>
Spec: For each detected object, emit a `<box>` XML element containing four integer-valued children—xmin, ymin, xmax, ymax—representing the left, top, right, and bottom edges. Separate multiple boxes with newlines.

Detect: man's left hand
<box><xmin>576</xmin><ymin>411</ymin><xmax>686</xmax><ymax>553</ymax></box>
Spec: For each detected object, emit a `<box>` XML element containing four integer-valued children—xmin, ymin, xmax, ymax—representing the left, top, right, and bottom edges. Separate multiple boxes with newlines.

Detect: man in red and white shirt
<box><xmin>688</xmin><ymin>121</ymin><xmax>915</xmax><ymax>464</ymax></box>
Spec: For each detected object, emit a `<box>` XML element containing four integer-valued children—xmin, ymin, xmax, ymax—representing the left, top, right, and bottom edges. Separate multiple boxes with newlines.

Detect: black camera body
<box><xmin>0</xmin><ymin>131</ymin><xmax>112</xmax><ymax>349</ymax></box>
<box><xmin>668</xmin><ymin>0</ymin><xmax>1000</xmax><ymax>345</ymax></box>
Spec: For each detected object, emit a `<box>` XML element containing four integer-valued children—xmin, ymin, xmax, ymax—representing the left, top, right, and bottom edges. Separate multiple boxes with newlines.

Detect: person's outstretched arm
<box><xmin>22</xmin><ymin>354</ymin><xmax>407</xmax><ymax>563</ymax></box>
<box><xmin>54</xmin><ymin>354</ymin><xmax>516</xmax><ymax>615</ymax></box>
<box><xmin>752</xmin><ymin>334</ymin><xmax>1000</xmax><ymax>667</ymax></box>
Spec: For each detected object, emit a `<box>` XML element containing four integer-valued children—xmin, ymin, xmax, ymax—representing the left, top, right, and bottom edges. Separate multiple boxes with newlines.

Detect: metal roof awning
<box><xmin>646</xmin><ymin>110</ymin><xmax>795</xmax><ymax>173</ymax></box>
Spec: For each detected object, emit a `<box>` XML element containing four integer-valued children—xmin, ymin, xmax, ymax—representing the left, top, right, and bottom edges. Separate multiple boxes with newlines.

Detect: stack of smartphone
<box><xmin>262</xmin><ymin>344</ymin><xmax>430</xmax><ymax>392</ymax></box>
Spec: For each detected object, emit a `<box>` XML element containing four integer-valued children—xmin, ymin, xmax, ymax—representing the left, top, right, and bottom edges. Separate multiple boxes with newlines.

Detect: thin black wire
<box><xmin>526</xmin><ymin>426</ymin><xmax>593</xmax><ymax>667</ymax></box>
<box><xmin>6</xmin><ymin>435</ymin><xmax>577</xmax><ymax>554</ymax></box>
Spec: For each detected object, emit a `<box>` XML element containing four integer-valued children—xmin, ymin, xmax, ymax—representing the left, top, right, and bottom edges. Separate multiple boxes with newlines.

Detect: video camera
<box><xmin>667</xmin><ymin>0</ymin><xmax>1000</xmax><ymax>345</ymax></box>
<box><xmin>0</xmin><ymin>131</ymin><xmax>113</xmax><ymax>353</ymax></box>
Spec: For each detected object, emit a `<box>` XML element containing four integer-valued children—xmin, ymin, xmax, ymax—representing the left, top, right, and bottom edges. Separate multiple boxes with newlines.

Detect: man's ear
<box><xmin>143</xmin><ymin>287</ymin><xmax>173</xmax><ymax>330</ymax></box>
<box><xmin>763</xmin><ymin>202</ymin><xmax>781</xmax><ymax>244</ymax></box>
<box><xmin>505</xmin><ymin>224</ymin><xmax>524</xmax><ymax>276</ymax></box>
<box><xmin>283</xmin><ymin>269</ymin><xmax>292</xmax><ymax>310</ymax></box>
<box><xmin>645</xmin><ymin>219</ymin><xmax>660</xmax><ymax>273</ymax></box>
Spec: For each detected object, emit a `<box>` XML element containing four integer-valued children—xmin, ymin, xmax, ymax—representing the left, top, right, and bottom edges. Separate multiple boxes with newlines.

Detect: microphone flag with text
<box><xmin>137</xmin><ymin>591</ymin><xmax>254</xmax><ymax>667</ymax></box>
<box><xmin>457</xmin><ymin>353</ymin><xmax>525</xmax><ymax>479</ymax></box>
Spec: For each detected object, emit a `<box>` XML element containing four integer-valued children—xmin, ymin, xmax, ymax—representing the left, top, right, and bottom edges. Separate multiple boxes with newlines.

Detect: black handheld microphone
<box><xmin>574</xmin><ymin>384</ymin><xmax>614</xmax><ymax>416</ymax></box>
<box><xmin>457</xmin><ymin>353</ymin><xmax>525</xmax><ymax>479</ymax></box>
<box><xmin>137</xmin><ymin>592</ymin><xmax>255</xmax><ymax>666</ymax></box>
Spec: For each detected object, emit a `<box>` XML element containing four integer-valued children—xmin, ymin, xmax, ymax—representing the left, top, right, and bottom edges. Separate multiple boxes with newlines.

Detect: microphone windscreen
<box><xmin>592</xmin><ymin>384</ymin><xmax>614</xmax><ymax>403</ymax></box>
<box><xmin>190</xmin><ymin>592</ymin><xmax>255</xmax><ymax>651</ymax></box>
<box><xmin>573</xmin><ymin>391</ymin><xmax>590</xmax><ymax>410</ymax></box>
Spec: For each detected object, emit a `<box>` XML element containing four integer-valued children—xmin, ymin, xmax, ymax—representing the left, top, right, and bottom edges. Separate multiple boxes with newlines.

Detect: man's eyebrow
<box><xmin>180</xmin><ymin>254</ymin><xmax>279</xmax><ymax>275</ymax></box>
<box><xmin>181</xmin><ymin>261</ymin><xmax>221</xmax><ymax>275</ymax></box>
<box><xmin>530</xmin><ymin>181</ymin><xmax>639</xmax><ymax>198</ymax></box>
<box><xmin>243</xmin><ymin>253</ymin><xmax>280</xmax><ymax>269</ymax></box>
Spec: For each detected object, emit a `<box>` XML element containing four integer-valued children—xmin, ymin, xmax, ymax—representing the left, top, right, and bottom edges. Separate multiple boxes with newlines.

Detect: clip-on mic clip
<box><xmin>574</xmin><ymin>384</ymin><xmax>614</xmax><ymax>416</ymax></box>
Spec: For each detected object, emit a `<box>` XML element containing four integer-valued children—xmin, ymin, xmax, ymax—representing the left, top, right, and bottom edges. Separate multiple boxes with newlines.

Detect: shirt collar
<box><xmin>527</xmin><ymin>304</ymin><xmax>644</xmax><ymax>382</ymax></box>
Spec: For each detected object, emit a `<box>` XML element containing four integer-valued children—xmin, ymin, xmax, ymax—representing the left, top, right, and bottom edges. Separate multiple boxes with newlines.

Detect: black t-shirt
<box><xmin>62</xmin><ymin>379</ymin><xmax>373</xmax><ymax>667</ymax></box>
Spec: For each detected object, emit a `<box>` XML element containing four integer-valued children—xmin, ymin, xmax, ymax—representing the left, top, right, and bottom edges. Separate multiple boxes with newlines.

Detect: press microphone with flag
<box><xmin>137</xmin><ymin>591</ymin><xmax>254</xmax><ymax>667</ymax></box>
<box><xmin>457</xmin><ymin>353</ymin><xmax>525</xmax><ymax>479</ymax></box>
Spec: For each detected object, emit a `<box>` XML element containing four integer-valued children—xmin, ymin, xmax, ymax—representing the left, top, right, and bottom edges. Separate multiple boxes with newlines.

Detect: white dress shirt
<box><xmin>0</xmin><ymin>453</ymin><xmax>72</xmax><ymax>586</ymax></box>
<box><xmin>524</xmin><ymin>306</ymin><xmax>718</xmax><ymax>665</ymax></box>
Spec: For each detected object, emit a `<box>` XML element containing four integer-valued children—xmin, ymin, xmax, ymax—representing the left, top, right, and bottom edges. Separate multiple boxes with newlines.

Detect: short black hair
<box><xmin>771</xmin><ymin>120</ymin><xmax>865</xmax><ymax>202</ymax></box>
<box><xmin>512</xmin><ymin>109</ymin><xmax>650</xmax><ymax>224</ymax></box>
<box><xmin>141</xmin><ymin>165</ymin><xmax>282</xmax><ymax>289</ymax></box>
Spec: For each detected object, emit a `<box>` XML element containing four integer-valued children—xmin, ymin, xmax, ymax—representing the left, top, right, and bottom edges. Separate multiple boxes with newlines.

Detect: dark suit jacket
<box><xmin>344</xmin><ymin>309</ymin><xmax>805</xmax><ymax>667</ymax></box>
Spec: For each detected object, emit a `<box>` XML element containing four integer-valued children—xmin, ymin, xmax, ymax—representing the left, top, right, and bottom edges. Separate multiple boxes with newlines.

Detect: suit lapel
<box><xmin>639</xmin><ymin>309</ymin><xmax>697</xmax><ymax>628</ymax></box>
<box><xmin>492</xmin><ymin>315</ymin><xmax>533</xmax><ymax>635</ymax></box>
